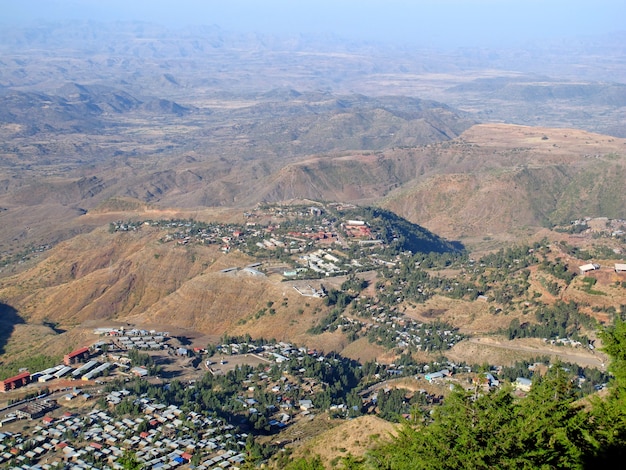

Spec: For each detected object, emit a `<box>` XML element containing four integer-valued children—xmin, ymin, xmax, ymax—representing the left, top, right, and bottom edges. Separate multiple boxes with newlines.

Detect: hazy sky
<box><xmin>2</xmin><ymin>0</ymin><xmax>624</xmax><ymax>47</ymax></box>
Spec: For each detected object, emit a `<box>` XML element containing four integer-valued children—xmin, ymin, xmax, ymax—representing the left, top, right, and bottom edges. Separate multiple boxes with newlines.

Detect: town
<box><xmin>0</xmin><ymin>204</ymin><xmax>623</xmax><ymax>468</ymax></box>
<box><xmin>0</xmin><ymin>328</ymin><xmax>610</xmax><ymax>468</ymax></box>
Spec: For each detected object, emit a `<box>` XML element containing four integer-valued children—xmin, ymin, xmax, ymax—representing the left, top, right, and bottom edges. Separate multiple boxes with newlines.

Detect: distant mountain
<box><xmin>2</xmin><ymin>20</ymin><xmax>625</xmax><ymax>138</ymax></box>
<box><xmin>449</xmin><ymin>78</ymin><xmax>626</xmax><ymax>107</ymax></box>
<box><xmin>0</xmin><ymin>90</ymin><xmax>105</xmax><ymax>133</ymax></box>
<box><xmin>0</xmin><ymin>87</ymin><xmax>475</xmax><ymax>259</ymax></box>
<box><xmin>1</xmin><ymin>120</ymin><xmax>624</xmax><ymax>254</ymax></box>
<box><xmin>0</xmin><ymin>84</ymin><xmax>190</xmax><ymax>133</ymax></box>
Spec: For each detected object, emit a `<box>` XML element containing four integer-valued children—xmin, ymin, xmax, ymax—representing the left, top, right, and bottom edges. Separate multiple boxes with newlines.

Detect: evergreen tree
<box><xmin>514</xmin><ymin>366</ymin><xmax>597</xmax><ymax>468</ymax></box>
<box><xmin>588</xmin><ymin>318</ymin><xmax>626</xmax><ymax>463</ymax></box>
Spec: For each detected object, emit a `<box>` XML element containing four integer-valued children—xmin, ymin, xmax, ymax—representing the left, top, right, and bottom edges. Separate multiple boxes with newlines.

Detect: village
<box><xmin>110</xmin><ymin>203</ymin><xmax>410</xmax><ymax>281</ymax></box>
<box><xmin>0</xmin><ymin>331</ymin><xmax>448</xmax><ymax>469</ymax></box>
<box><xmin>0</xmin><ymin>324</ymin><xmax>611</xmax><ymax>469</ymax></box>
<box><xmin>0</xmin><ymin>206</ymin><xmax>622</xmax><ymax>468</ymax></box>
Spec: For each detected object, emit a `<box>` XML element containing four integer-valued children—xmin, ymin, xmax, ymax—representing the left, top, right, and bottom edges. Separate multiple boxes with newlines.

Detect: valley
<box><xmin>0</xmin><ymin>18</ymin><xmax>625</xmax><ymax>469</ymax></box>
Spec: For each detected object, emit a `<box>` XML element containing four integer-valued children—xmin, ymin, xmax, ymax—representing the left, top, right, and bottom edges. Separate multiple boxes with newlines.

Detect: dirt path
<box><xmin>467</xmin><ymin>337</ymin><xmax>608</xmax><ymax>369</ymax></box>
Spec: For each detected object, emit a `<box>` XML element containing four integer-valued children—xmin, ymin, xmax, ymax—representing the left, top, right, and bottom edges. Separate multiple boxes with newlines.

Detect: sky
<box><xmin>2</xmin><ymin>0</ymin><xmax>624</xmax><ymax>48</ymax></box>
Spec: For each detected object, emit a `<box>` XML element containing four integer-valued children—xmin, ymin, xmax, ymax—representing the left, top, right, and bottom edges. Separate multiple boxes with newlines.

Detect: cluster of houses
<box><xmin>1</xmin><ymin>360</ymin><xmax>115</xmax><ymax>394</ymax></box>
<box><xmin>545</xmin><ymin>337</ymin><xmax>585</xmax><ymax>348</ymax></box>
<box><xmin>211</xmin><ymin>339</ymin><xmax>460</xmax><ymax>415</ymax></box>
<box><xmin>566</xmin><ymin>217</ymin><xmax>626</xmax><ymax>240</ymax></box>
<box><xmin>578</xmin><ymin>262</ymin><xmax>626</xmax><ymax>275</ymax></box>
<box><xmin>93</xmin><ymin>328</ymin><xmax>170</xmax><ymax>351</ymax></box>
<box><xmin>0</xmin><ymin>339</ymin><xmax>360</xmax><ymax>468</ymax></box>
<box><xmin>311</xmin><ymin>301</ymin><xmax>464</xmax><ymax>352</ymax></box>
<box><xmin>2</xmin><ymin>332</ymin><xmax>172</xmax><ymax>396</ymax></box>
<box><xmin>0</xmin><ymin>395</ymin><xmax>249</xmax><ymax>469</ymax></box>
<box><xmin>2</xmin><ymin>331</ymin><xmax>608</xmax><ymax>469</ymax></box>
<box><xmin>108</xmin><ymin>202</ymin><xmax>399</xmax><ymax>281</ymax></box>
<box><xmin>297</xmin><ymin>249</ymin><xmax>347</xmax><ymax>276</ymax></box>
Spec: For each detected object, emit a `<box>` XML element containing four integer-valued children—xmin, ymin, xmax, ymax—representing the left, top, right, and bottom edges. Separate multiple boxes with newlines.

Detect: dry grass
<box><xmin>447</xmin><ymin>336</ymin><xmax>607</xmax><ymax>369</ymax></box>
<box><xmin>404</xmin><ymin>295</ymin><xmax>507</xmax><ymax>334</ymax></box>
<box><xmin>282</xmin><ymin>414</ymin><xmax>397</xmax><ymax>467</ymax></box>
<box><xmin>340</xmin><ymin>337</ymin><xmax>387</xmax><ymax>363</ymax></box>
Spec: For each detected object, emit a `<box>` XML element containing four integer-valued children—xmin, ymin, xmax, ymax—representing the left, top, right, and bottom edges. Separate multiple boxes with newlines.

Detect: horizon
<box><xmin>2</xmin><ymin>0</ymin><xmax>625</xmax><ymax>49</ymax></box>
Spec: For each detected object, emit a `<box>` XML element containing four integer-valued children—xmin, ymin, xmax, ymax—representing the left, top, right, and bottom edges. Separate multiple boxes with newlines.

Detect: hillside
<box><xmin>2</xmin><ymin>197</ymin><xmax>623</xmax><ymax>372</ymax></box>
<box><xmin>282</xmin><ymin>415</ymin><xmax>397</xmax><ymax>467</ymax></box>
<box><xmin>0</xmin><ymin>226</ymin><xmax>319</xmax><ymax>343</ymax></box>
<box><xmin>0</xmin><ymin>201</ymin><xmax>466</xmax><ymax>362</ymax></box>
<box><xmin>0</xmin><ymin>87</ymin><xmax>474</xmax><ymax>258</ymax></box>
<box><xmin>380</xmin><ymin>124</ymin><xmax>626</xmax><ymax>238</ymax></box>
<box><xmin>227</xmin><ymin>123</ymin><xmax>626</xmax><ymax>238</ymax></box>
<box><xmin>2</xmin><ymin>123</ymin><xmax>624</xmax><ymax>283</ymax></box>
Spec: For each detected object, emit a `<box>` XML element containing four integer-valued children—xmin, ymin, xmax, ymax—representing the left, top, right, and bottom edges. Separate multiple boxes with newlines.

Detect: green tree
<box><xmin>589</xmin><ymin>318</ymin><xmax>626</xmax><ymax>463</ymax></box>
<box><xmin>369</xmin><ymin>386</ymin><xmax>520</xmax><ymax>469</ymax></box>
<box><xmin>119</xmin><ymin>450</ymin><xmax>142</xmax><ymax>470</ymax></box>
<box><xmin>284</xmin><ymin>455</ymin><xmax>325</xmax><ymax>470</ymax></box>
<box><xmin>514</xmin><ymin>366</ymin><xmax>597</xmax><ymax>468</ymax></box>
<box><xmin>368</xmin><ymin>369</ymin><xmax>598</xmax><ymax>469</ymax></box>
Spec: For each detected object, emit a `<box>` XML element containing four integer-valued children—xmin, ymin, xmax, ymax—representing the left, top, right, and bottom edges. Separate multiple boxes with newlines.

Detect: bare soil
<box><xmin>447</xmin><ymin>336</ymin><xmax>608</xmax><ymax>369</ymax></box>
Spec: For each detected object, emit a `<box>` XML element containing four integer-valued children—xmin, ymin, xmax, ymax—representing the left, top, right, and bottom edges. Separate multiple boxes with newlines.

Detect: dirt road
<box><xmin>467</xmin><ymin>337</ymin><xmax>608</xmax><ymax>369</ymax></box>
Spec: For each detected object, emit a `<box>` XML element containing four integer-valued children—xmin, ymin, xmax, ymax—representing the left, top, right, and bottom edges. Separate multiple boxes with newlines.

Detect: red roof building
<box><xmin>1</xmin><ymin>371</ymin><xmax>31</xmax><ymax>392</ymax></box>
<box><xmin>64</xmin><ymin>346</ymin><xmax>90</xmax><ymax>366</ymax></box>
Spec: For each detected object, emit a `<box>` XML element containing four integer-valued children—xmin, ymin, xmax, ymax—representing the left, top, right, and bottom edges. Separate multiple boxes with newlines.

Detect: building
<box><xmin>298</xmin><ymin>399</ymin><xmax>314</xmax><ymax>411</ymax></box>
<box><xmin>425</xmin><ymin>369</ymin><xmax>451</xmax><ymax>383</ymax></box>
<box><xmin>515</xmin><ymin>377</ymin><xmax>532</xmax><ymax>392</ymax></box>
<box><xmin>615</xmin><ymin>263</ymin><xmax>626</xmax><ymax>273</ymax></box>
<box><xmin>131</xmin><ymin>366</ymin><xmax>149</xmax><ymax>378</ymax></box>
<box><xmin>243</xmin><ymin>267</ymin><xmax>265</xmax><ymax>277</ymax></box>
<box><xmin>64</xmin><ymin>346</ymin><xmax>90</xmax><ymax>366</ymax></box>
<box><xmin>1</xmin><ymin>371</ymin><xmax>31</xmax><ymax>392</ymax></box>
<box><xmin>14</xmin><ymin>400</ymin><xmax>57</xmax><ymax>420</ymax></box>
<box><xmin>579</xmin><ymin>263</ymin><xmax>600</xmax><ymax>275</ymax></box>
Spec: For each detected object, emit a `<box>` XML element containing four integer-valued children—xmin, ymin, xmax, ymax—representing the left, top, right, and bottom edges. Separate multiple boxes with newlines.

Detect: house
<box><xmin>424</xmin><ymin>372</ymin><xmax>443</xmax><ymax>382</ymax></box>
<box><xmin>131</xmin><ymin>366</ymin><xmax>149</xmax><ymax>377</ymax></box>
<box><xmin>579</xmin><ymin>263</ymin><xmax>600</xmax><ymax>275</ymax></box>
<box><xmin>484</xmin><ymin>373</ymin><xmax>500</xmax><ymax>387</ymax></box>
<box><xmin>1</xmin><ymin>371</ymin><xmax>31</xmax><ymax>392</ymax></box>
<box><xmin>64</xmin><ymin>347</ymin><xmax>90</xmax><ymax>366</ymax></box>
<box><xmin>298</xmin><ymin>400</ymin><xmax>314</xmax><ymax>411</ymax></box>
<box><xmin>515</xmin><ymin>377</ymin><xmax>532</xmax><ymax>392</ymax></box>
<box><xmin>243</xmin><ymin>267</ymin><xmax>265</xmax><ymax>277</ymax></box>
<box><xmin>424</xmin><ymin>369</ymin><xmax>450</xmax><ymax>382</ymax></box>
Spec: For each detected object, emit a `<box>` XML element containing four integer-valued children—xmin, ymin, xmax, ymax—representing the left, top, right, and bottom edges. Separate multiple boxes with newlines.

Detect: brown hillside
<box><xmin>381</xmin><ymin>124</ymin><xmax>626</xmax><ymax>238</ymax></box>
<box><xmin>281</xmin><ymin>414</ymin><xmax>397</xmax><ymax>468</ymax></box>
<box><xmin>0</xmin><ymin>227</ymin><xmax>214</xmax><ymax>325</ymax></box>
<box><xmin>2</xmin><ymin>124</ymin><xmax>623</xmax><ymax>258</ymax></box>
<box><xmin>0</xmin><ymin>224</ymin><xmax>344</xmax><ymax>360</ymax></box>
